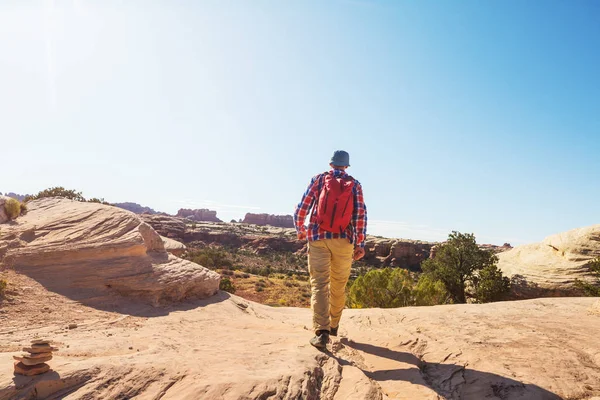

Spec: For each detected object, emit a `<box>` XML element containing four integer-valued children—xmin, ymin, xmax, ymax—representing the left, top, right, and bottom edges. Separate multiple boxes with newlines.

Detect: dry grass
<box><xmin>220</xmin><ymin>270</ymin><xmax>311</xmax><ymax>307</ymax></box>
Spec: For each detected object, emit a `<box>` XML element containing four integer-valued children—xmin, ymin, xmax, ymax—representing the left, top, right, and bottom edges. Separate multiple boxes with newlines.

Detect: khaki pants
<box><xmin>308</xmin><ymin>238</ymin><xmax>354</xmax><ymax>332</ymax></box>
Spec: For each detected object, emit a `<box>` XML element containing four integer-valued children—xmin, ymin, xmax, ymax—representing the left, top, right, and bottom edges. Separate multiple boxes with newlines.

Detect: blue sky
<box><xmin>1</xmin><ymin>0</ymin><xmax>599</xmax><ymax>245</ymax></box>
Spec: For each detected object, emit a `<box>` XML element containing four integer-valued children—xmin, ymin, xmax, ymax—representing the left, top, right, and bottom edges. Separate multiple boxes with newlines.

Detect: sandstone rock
<box><xmin>22</xmin><ymin>347</ymin><xmax>59</xmax><ymax>353</ymax></box>
<box><xmin>161</xmin><ymin>236</ymin><xmax>187</xmax><ymax>257</ymax></box>
<box><xmin>112</xmin><ymin>202</ymin><xmax>157</xmax><ymax>214</ymax></box>
<box><xmin>31</xmin><ymin>339</ymin><xmax>51</xmax><ymax>345</ymax></box>
<box><xmin>140</xmin><ymin>214</ymin><xmax>186</xmax><ymax>239</ymax></box>
<box><xmin>176</xmin><ymin>208</ymin><xmax>221</xmax><ymax>222</ymax></box>
<box><xmin>2</xmin><ymin>297</ymin><xmax>599</xmax><ymax>399</ymax></box>
<box><xmin>19</xmin><ymin>352</ymin><xmax>53</xmax><ymax>359</ymax></box>
<box><xmin>497</xmin><ymin>224</ymin><xmax>600</xmax><ymax>297</ymax></box>
<box><xmin>13</xmin><ymin>362</ymin><xmax>50</xmax><ymax>376</ymax></box>
<box><xmin>242</xmin><ymin>213</ymin><xmax>294</xmax><ymax>228</ymax></box>
<box><xmin>0</xmin><ymin>198</ymin><xmax>220</xmax><ymax>306</ymax></box>
<box><xmin>13</xmin><ymin>355</ymin><xmax>52</xmax><ymax>365</ymax></box>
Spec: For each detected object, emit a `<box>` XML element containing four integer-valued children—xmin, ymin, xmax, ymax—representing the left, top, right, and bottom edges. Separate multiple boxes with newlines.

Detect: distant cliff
<box><xmin>242</xmin><ymin>213</ymin><xmax>294</xmax><ymax>228</ymax></box>
<box><xmin>0</xmin><ymin>192</ymin><xmax>27</xmax><ymax>202</ymax></box>
<box><xmin>177</xmin><ymin>208</ymin><xmax>222</xmax><ymax>222</ymax></box>
<box><xmin>113</xmin><ymin>202</ymin><xmax>158</xmax><ymax>214</ymax></box>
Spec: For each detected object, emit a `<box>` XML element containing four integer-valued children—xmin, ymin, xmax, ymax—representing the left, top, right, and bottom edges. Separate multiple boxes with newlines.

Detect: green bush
<box><xmin>574</xmin><ymin>257</ymin><xmax>600</xmax><ymax>296</ymax></box>
<box><xmin>472</xmin><ymin>264</ymin><xmax>511</xmax><ymax>303</ymax></box>
<box><xmin>25</xmin><ymin>187</ymin><xmax>86</xmax><ymax>202</ymax></box>
<box><xmin>421</xmin><ymin>231</ymin><xmax>510</xmax><ymax>304</ymax></box>
<box><xmin>219</xmin><ymin>277</ymin><xmax>236</xmax><ymax>294</ymax></box>
<box><xmin>24</xmin><ymin>187</ymin><xmax>109</xmax><ymax>205</ymax></box>
<box><xmin>4</xmin><ymin>198</ymin><xmax>21</xmax><ymax>220</ymax></box>
<box><xmin>184</xmin><ymin>247</ymin><xmax>232</xmax><ymax>270</ymax></box>
<box><xmin>347</xmin><ymin>267</ymin><xmax>415</xmax><ymax>308</ymax></box>
<box><xmin>19</xmin><ymin>202</ymin><xmax>27</xmax><ymax>215</ymax></box>
<box><xmin>414</xmin><ymin>274</ymin><xmax>450</xmax><ymax>306</ymax></box>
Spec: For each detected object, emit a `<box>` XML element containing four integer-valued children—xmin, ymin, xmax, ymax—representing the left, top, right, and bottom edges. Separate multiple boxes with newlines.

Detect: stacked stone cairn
<box><xmin>13</xmin><ymin>339</ymin><xmax>58</xmax><ymax>376</ymax></box>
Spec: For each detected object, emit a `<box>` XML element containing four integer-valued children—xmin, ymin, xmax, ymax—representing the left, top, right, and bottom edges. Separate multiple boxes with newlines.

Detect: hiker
<box><xmin>294</xmin><ymin>150</ymin><xmax>368</xmax><ymax>349</ymax></box>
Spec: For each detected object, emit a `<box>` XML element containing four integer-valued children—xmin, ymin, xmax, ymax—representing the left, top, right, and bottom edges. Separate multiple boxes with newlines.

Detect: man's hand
<box><xmin>353</xmin><ymin>247</ymin><xmax>365</xmax><ymax>261</ymax></box>
<box><xmin>297</xmin><ymin>231</ymin><xmax>307</xmax><ymax>241</ymax></box>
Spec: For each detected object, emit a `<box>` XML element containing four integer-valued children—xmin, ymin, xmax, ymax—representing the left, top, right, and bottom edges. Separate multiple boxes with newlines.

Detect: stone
<box><xmin>13</xmin><ymin>355</ymin><xmax>52</xmax><ymax>365</ymax></box>
<box><xmin>140</xmin><ymin>214</ymin><xmax>186</xmax><ymax>239</ymax></box>
<box><xmin>22</xmin><ymin>346</ymin><xmax>59</xmax><ymax>353</ymax></box>
<box><xmin>31</xmin><ymin>339</ymin><xmax>51</xmax><ymax>345</ymax></box>
<box><xmin>176</xmin><ymin>208</ymin><xmax>221</xmax><ymax>222</ymax></box>
<box><xmin>13</xmin><ymin>361</ymin><xmax>50</xmax><ymax>376</ymax></box>
<box><xmin>242</xmin><ymin>213</ymin><xmax>294</xmax><ymax>228</ymax></box>
<box><xmin>497</xmin><ymin>224</ymin><xmax>600</xmax><ymax>297</ymax></box>
<box><xmin>0</xmin><ymin>198</ymin><xmax>221</xmax><ymax>306</ymax></box>
<box><xmin>113</xmin><ymin>202</ymin><xmax>157</xmax><ymax>214</ymax></box>
<box><xmin>19</xmin><ymin>352</ymin><xmax>53</xmax><ymax>359</ymax></box>
<box><xmin>68</xmin><ymin>323</ymin><xmax>78</xmax><ymax>329</ymax></box>
<box><xmin>161</xmin><ymin>236</ymin><xmax>187</xmax><ymax>257</ymax></box>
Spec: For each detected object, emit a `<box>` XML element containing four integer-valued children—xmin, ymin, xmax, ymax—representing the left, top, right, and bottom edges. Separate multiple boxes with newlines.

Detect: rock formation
<box><xmin>140</xmin><ymin>214</ymin><xmax>186</xmax><ymax>240</ymax></box>
<box><xmin>161</xmin><ymin>236</ymin><xmax>187</xmax><ymax>257</ymax></box>
<box><xmin>176</xmin><ymin>208</ymin><xmax>222</xmax><ymax>222</ymax></box>
<box><xmin>13</xmin><ymin>340</ymin><xmax>58</xmax><ymax>376</ymax></box>
<box><xmin>0</xmin><ymin>198</ymin><xmax>220</xmax><ymax>306</ymax></box>
<box><xmin>0</xmin><ymin>192</ymin><xmax>27</xmax><ymax>202</ymax></box>
<box><xmin>364</xmin><ymin>238</ymin><xmax>435</xmax><ymax>270</ymax></box>
<box><xmin>243</xmin><ymin>213</ymin><xmax>294</xmax><ymax>228</ymax></box>
<box><xmin>112</xmin><ymin>202</ymin><xmax>157</xmax><ymax>215</ymax></box>
<box><xmin>1</xmin><ymin>294</ymin><xmax>598</xmax><ymax>399</ymax></box>
<box><xmin>497</xmin><ymin>224</ymin><xmax>600</xmax><ymax>298</ymax></box>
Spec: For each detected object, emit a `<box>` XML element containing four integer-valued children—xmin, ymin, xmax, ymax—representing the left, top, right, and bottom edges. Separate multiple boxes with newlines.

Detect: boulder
<box><xmin>140</xmin><ymin>214</ymin><xmax>186</xmax><ymax>239</ymax></box>
<box><xmin>161</xmin><ymin>236</ymin><xmax>187</xmax><ymax>257</ymax></box>
<box><xmin>0</xmin><ymin>198</ymin><xmax>220</xmax><ymax>306</ymax></box>
<box><xmin>497</xmin><ymin>224</ymin><xmax>600</xmax><ymax>297</ymax></box>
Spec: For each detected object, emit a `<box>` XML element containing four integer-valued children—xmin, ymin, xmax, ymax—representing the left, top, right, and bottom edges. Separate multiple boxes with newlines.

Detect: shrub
<box><xmin>414</xmin><ymin>274</ymin><xmax>451</xmax><ymax>306</ymax></box>
<box><xmin>19</xmin><ymin>202</ymin><xmax>27</xmax><ymax>215</ymax></box>
<box><xmin>347</xmin><ymin>267</ymin><xmax>415</xmax><ymax>308</ymax></box>
<box><xmin>184</xmin><ymin>247</ymin><xmax>232</xmax><ymax>269</ymax></box>
<box><xmin>219</xmin><ymin>277</ymin><xmax>236</xmax><ymax>294</ymax></box>
<box><xmin>25</xmin><ymin>187</ymin><xmax>86</xmax><ymax>202</ymax></box>
<box><xmin>421</xmin><ymin>231</ymin><xmax>510</xmax><ymax>304</ymax></box>
<box><xmin>574</xmin><ymin>257</ymin><xmax>600</xmax><ymax>296</ymax></box>
<box><xmin>0</xmin><ymin>279</ymin><xmax>7</xmax><ymax>298</ymax></box>
<box><xmin>472</xmin><ymin>264</ymin><xmax>511</xmax><ymax>303</ymax></box>
<box><xmin>4</xmin><ymin>198</ymin><xmax>21</xmax><ymax>220</ymax></box>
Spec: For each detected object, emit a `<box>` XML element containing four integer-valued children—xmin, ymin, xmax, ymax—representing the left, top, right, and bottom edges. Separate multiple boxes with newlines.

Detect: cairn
<box><xmin>13</xmin><ymin>339</ymin><xmax>59</xmax><ymax>376</ymax></box>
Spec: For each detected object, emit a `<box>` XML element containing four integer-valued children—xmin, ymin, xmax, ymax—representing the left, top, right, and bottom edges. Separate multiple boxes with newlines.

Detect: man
<box><xmin>294</xmin><ymin>150</ymin><xmax>367</xmax><ymax>349</ymax></box>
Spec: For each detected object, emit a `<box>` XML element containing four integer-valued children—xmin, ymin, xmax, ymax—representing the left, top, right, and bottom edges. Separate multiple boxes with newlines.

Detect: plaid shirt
<box><xmin>294</xmin><ymin>169</ymin><xmax>368</xmax><ymax>248</ymax></box>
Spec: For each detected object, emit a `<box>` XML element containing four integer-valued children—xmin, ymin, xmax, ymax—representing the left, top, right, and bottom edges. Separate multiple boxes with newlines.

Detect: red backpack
<box><xmin>316</xmin><ymin>172</ymin><xmax>355</xmax><ymax>233</ymax></box>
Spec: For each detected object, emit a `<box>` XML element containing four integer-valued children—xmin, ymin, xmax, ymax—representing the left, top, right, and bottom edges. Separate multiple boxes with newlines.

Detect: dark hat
<box><xmin>330</xmin><ymin>150</ymin><xmax>350</xmax><ymax>167</ymax></box>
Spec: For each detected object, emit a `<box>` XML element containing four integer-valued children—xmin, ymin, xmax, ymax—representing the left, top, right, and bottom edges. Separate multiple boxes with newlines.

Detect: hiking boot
<box><xmin>309</xmin><ymin>330</ymin><xmax>330</xmax><ymax>349</ymax></box>
<box><xmin>330</xmin><ymin>326</ymin><xmax>338</xmax><ymax>337</ymax></box>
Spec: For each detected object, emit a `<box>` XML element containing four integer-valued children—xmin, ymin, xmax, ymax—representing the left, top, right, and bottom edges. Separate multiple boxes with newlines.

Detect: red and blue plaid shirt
<box><xmin>294</xmin><ymin>169</ymin><xmax>368</xmax><ymax>248</ymax></box>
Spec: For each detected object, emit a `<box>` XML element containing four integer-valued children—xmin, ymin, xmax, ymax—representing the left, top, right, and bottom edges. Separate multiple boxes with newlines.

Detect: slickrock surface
<box><xmin>1</xmin><ymin>276</ymin><xmax>599</xmax><ymax>400</ymax></box>
<box><xmin>0</xmin><ymin>198</ymin><xmax>220</xmax><ymax>306</ymax></box>
<box><xmin>497</xmin><ymin>224</ymin><xmax>600</xmax><ymax>297</ymax></box>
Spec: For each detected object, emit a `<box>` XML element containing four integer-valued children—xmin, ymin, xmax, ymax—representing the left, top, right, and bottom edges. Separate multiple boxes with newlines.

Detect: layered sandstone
<box><xmin>0</xmin><ymin>293</ymin><xmax>598</xmax><ymax>399</ymax></box>
<box><xmin>0</xmin><ymin>198</ymin><xmax>220</xmax><ymax>306</ymax></box>
<box><xmin>112</xmin><ymin>202</ymin><xmax>158</xmax><ymax>215</ymax></box>
<box><xmin>140</xmin><ymin>214</ymin><xmax>186</xmax><ymax>240</ymax></box>
<box><xmin>243</xmin><ymin>213</ymin><xmax>294</xmax><ymax>228</ymax></box>
<box><xmin>497</xmin><ymin>224</ymin><xmax>600</xmax><ymax>297</ymax></box>
<box><xmin>176</xmin><ymin>208</ymin><xmax>222</xmax><ymax>222</ymax></box>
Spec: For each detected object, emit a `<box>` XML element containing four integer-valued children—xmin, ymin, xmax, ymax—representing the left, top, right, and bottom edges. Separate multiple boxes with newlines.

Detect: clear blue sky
<box><xmin>2</xmin><ymin>0</ymin><xmax>599</xmax><ymax>245</ymax></box>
